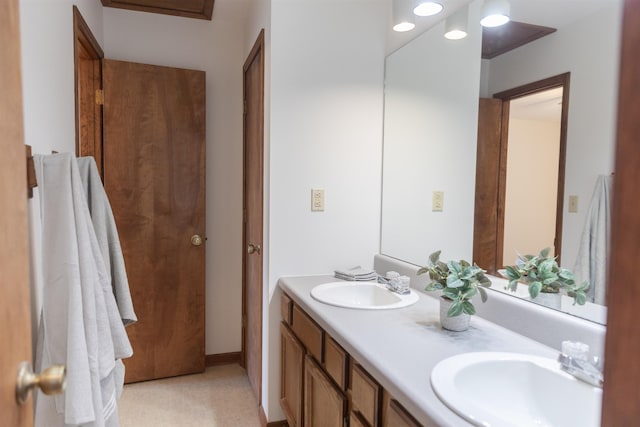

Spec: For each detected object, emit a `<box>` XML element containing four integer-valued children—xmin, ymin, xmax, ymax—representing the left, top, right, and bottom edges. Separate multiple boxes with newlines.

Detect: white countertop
<box><xmin>278</xmin><ymin>275</ymin><xmax>559</xmax><ymax>427</ymax></box>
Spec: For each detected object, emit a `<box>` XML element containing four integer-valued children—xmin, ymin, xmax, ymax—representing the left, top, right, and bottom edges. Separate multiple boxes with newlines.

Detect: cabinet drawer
<box><xmin>292</xmin><ymin>304</ymin><xmax>324</xmax><ymax>362</ymax></box>
<box><xmin>281</xmin><ymin>292</ymin><xmax>293</xmax><ymax>325</ymax></box>
<box><xmin>324</xmin><ymin>336</ymin><xmax>348</xmax><ymax>390</ymax></box>
<box><xmin>351</xmin><ymin>363</ymin><xmax>381</xmax><ymax>426</ymax></box>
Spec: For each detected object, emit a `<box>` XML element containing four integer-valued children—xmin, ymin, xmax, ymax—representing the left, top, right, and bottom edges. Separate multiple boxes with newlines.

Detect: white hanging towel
<box><xmin>77</xmin><ymin>157</ymin><xmax>137</xmax><ymax>326</ymax></box>
<box><xmin>33</xmin><ymin>153</ymin><xmax>132</xmax><ymax>427</ymax></box>
<box><xmin>573</xmin><ymin>175</ymin><xmax>613</xmax><ymax>305</ymax></box>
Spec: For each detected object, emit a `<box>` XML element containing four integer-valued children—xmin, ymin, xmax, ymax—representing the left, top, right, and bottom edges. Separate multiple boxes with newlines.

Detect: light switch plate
<box><xmin>311</xmin><ymin>189</ymin><xmax>324</xmax><ymax>211</ymax></box>
<box><xmin>432</xmin><ymin>191</ymin><xmax>444</xmax><ymax>212</ymax></box>
<box><xmin>568</xmin><ymin>195</ymin><xmax>578</xmax><ymax>213</ymax></box>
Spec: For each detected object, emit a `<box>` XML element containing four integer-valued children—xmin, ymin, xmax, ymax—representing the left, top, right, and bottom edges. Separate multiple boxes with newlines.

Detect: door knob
<box><xmin>16</xmin><ymin>362</ymin><xmax>66</xmax><ymax>405</ymax></box>
<box><xmin>247</xmin><ymin>243</ymin><xmax>261</xmax><ymax>255</ymax></box>
<box><xmin>191</xmin><ymin>235</ymin><xmax>203</xmax><ymax>246</ymax></box>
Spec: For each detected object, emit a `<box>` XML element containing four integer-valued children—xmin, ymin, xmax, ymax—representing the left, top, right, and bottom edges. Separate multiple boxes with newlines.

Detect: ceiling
<box><xmin>386</xmin><ymin>0</ymin><xmax>621</xmax><ymax>54</ymax></box>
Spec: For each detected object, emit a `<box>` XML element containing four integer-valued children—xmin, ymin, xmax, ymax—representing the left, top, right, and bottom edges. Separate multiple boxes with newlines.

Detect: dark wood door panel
<box><xmin>243</xmin><ymin>31</ymin><xmax>265</xmax><ymax>404</ymax></box>
<box><xmin>101</xmin><ymin>0</ymin><xmax>214</xmax><ymax>20</ymax></box>
<box><xmin>473</xmin><ymin>98</ymin><xmax>503</xmax><ymax>273</ymax></box>
<box><xmin>103</xmin><ymin>59</ymin><xmax>206</xmax><ymax>383</ymax></box>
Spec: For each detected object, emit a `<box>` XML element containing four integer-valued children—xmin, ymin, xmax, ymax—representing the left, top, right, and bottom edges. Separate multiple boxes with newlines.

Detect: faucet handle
<box><xmin>561</xmin><ymin>340</ymin><xmax>590</xmax><ymax>361</ymax></box>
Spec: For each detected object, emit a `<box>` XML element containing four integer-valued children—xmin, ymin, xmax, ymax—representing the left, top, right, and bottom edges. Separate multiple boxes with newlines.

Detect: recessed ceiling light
<box><xmin>480</xmin><ymin>0</ymin><xmax>510</xmax><ymax>28</ymax></box>
<box><xmin>413</xmin><ymin>1</ymin><xmax>443</xmax><ymax>17</ymax></box>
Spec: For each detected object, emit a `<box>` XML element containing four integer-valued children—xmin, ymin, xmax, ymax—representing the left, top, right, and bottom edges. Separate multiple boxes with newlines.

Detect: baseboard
<box><xmin>205</xmin><ymin>352</ymin><xmax>241</xmax><ymax>367</ymax></box>
<box><xmin>260</xmin><ymin>405</ymin><xmax>288</xmax><ymax>427</ymax></box>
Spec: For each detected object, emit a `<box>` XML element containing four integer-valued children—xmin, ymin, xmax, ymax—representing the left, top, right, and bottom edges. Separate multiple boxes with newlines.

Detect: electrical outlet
<box><xmin>311</xmin><ymin>189</ymin><xmax>324</xmax><ymax>211</ymax></box>
<box><xmin>432</xmin><ymin>191</ymin><xmax>444</xmax><ymax>212</ymax></box>
<box><xmin>568</xmin><ymin>195</ymin><xmax>578</xmax><ymax>213</ymax></box>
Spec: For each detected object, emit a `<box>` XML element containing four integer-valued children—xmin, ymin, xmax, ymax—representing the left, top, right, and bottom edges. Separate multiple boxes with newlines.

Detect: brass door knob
<box><xmin>16</xmin><ymin>362</ymin><xmax>66</xmax><ymax>405</ymax></box>
<box><xmin>191</xmin><ymin>235</ymin><xmax>203</xmax><ymax>246</ymax></box>
<box><xmin>247</xmin><ymin>243</ymin><xmax>261</xmax><ymax>255</ymax></box>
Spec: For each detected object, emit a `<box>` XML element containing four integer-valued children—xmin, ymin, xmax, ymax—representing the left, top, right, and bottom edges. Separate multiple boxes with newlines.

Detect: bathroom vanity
<box><xmin>278</xmin><ymin>275</ymin><xmax>562</xmax><ymax>427</ymax></box>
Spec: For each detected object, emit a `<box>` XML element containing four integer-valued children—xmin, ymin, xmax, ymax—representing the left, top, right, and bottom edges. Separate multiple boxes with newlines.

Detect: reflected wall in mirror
<box><xmin>381</xmin><ymin>0</ymin><xmax>623</xmax><ymax>324</ymax></box>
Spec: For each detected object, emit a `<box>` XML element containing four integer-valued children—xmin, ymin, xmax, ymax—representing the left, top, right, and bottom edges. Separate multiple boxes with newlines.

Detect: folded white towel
<box><xmin>334</xmin><ymin>266</ymin><xmax>378</xmax><ymax>281</ymax></box>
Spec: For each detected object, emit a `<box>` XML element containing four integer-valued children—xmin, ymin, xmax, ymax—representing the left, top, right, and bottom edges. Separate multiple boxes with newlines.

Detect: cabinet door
<box><xmin>384</xmin><ymin>398</ymin><xmax>422</xmax><ymax>427</ymax></box>
<box><xmin>351</xmin><ymin>363</ymin><xmax>382</xmax><ymax>426</ymax></box>
<box><xmin>281</xmin><ymin>322</ymin><xmax>305</xmax><ymax>427</ymax></box>
<box><xmin>304</xmin><ymin>355</ymin><xmax>347</xmax><ymax>427</ymax></box>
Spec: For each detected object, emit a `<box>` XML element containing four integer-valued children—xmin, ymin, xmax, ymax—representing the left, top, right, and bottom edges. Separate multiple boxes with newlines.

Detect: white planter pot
<box><xmin>439</xmin><ymin>297</ymin><xmax>471</xmax><ymax>332</ymax></box>
<box><xmin>530</xmin><ymin>291</ymin><xmax>562</xmax><ymax>310</ymax></box>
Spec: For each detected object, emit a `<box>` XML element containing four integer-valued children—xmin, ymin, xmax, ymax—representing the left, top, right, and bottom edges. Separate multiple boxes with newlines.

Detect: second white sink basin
<box><xmin>310</xmin><ymin>281</ymin><xmax>419</xmax><ymax>310</ymax></box>
<box><xmin>431</xmin><ymin>352</ymin><xmax>602</xmax><ymax>427</ymax></box>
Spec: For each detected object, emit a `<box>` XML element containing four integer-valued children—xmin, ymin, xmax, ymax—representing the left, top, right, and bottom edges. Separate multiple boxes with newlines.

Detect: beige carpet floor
<box><xmin>118</xmin><ymin>364</ymin><xmax>261</xmax><ymax>427</ymax></box>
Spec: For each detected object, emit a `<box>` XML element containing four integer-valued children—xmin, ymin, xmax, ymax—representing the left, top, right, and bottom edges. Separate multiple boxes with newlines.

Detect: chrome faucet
<box><xmin>378</xmin><ymin>273</ymin><xmax>411</xmax><ymax>295</ymax></box>
<box><xmin>557</xmin><ymin>352</ymin><xmax>604</xmax><ymax>388</ymax></box>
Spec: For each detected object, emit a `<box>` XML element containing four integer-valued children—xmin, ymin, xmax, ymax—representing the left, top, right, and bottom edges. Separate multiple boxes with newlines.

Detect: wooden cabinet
<box><xmin>324</xmin><ymin>336</ymin><xmax>348</xmax><ymax>391</ymax></box>
<box><xmin>280</xmin><ymin>292</ymin><xmax>424</xmax><ymax>427</ymax></box>
<box><xmin>350</xmin><ymin>363</ymin><xmax>382</xmax><ymax>427</ymax></box>
<box><xmin>281</xmin><ymin>322</ymin><xmax>305</xmax><ymax>427</ymax></box>
<box><xmin>292</xmin><ymin>304</ymin><xmax>324</xmax><ymax>362</ymax></box>
<box><xmin>350</xmin><ymin>411</ymin><xmax>370</xmax><ymax>427</ymax></box>
<box><xmin>382</xmin><ymin>392</ymin><xmax>422</xmax><ymax>427</ymax></box>
<box><xmin>304</xmin><ymin>355</ymin><xmax>347</xmax><ymax>427</ymax></box>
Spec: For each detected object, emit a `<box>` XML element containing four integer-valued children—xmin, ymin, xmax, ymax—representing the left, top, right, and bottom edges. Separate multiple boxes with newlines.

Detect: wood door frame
<box><xmin>101</xmin><ymin>0</ymin><xmax>215</xmax><ymax>21</ymax></box>
<box><xmin>73</xmin><ymin>6</ymin><xmax>104</xmax><ymax>175</ymax></box>
<box><xmin>601</xmin><ymin>0</ymin><xmax>640</xmax><ymax>424</ymax></box>
<box><xmin>241</xmin><ymin>29</ymin><xmax>265</xmax><ymax>397</ymax></box>
<box><xmin>492</xmin><ymin>72</ymin><xmax>570</xmax><ymax>268</ymax></box>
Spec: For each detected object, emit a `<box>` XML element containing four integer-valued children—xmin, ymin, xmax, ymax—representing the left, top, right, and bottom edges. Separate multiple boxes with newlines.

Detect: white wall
<box><xmin>381</xmin><ymin>0</ymin><xmax>483</xmax><ymax>266</ymax></box>
<box><xmin>19</xmin><ymin>0</ymin><xmax>104</xmax><ymax>352</ymax></box>
<box><xmin>260</xmin><ymin>0</ymin><xmax>387</xmax><ymax>420</ymax></box>
<box><xmin>103</xmin><ymin>4</ymin><xmax>249</xmax><ymax>356</ymax></box>
<box><xmin>503</xmin><ymin>118</ymin><xmax>561</xmax><ymax>263</ymax></box>
<box><xmin>20</xmin><ymin>0</ymin><xmax>103</xmax><ymax>156</ymax></box>
<box><xmin>486</xmin><ymin>4</ymin><xmax>622</xmax><ymax>269</ymax></box>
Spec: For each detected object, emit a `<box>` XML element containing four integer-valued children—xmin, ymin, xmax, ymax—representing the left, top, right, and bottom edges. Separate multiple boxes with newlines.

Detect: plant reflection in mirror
<box><xmin>502</xmin><ymin>247</ymin><xmax>589</xmax><ymax>305</ymax></box>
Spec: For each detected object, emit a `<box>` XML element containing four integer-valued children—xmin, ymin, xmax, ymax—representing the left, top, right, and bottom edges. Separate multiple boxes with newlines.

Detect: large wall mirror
<box><xmin>381</xmin><ymin>0</ymin><xmax>622</xmax><ymax>325</ymax></box>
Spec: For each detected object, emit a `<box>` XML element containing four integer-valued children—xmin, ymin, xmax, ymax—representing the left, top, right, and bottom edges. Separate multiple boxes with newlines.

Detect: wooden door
<box><xmin>280</xmin><ymin>323</ymin><xmax>304</xmax><ymax>427</ymax></box>
<box><xmin>242</xmin><ymin>30</ymin><xmax>265</xmax><ymax>403</ymax></box>
<box><xmin>0</xmin><ymin>0</ymin><xmax>34</xmax><ymax>424</ymax></box>
<box><xmin>304</xmin><ymin>355</ymin><xmax>347</xmax><ymax>427</ymax></box>
<box><xmin>473</xmin><ymin>98</ymin><xmax>503</xmax><ymax>273</ymax></box>
<box><xmin>102</xmin><ymin>59</ymin><xmax>206</xmax><ymax>383</ymax></box>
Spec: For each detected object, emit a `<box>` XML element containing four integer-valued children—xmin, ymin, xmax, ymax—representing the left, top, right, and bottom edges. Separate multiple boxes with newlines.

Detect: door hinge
<box><xmin>95</xmin><ymin>89</ymin><xmax>104</xmax><ymax>106</ymax></box>
<box><xmin>243</xmin><ymin>99</ymin><xmax>247</xmax><ymax>115</ymax></box>
<box><xmin>242</xmin><ymin>315</ymin><xmax>247</xmax><ymax>328</ymax></box>
<box><xmin>243</xmin><ymin>208</ymin><xmax>247</xmax><ymax>223</ymax></box>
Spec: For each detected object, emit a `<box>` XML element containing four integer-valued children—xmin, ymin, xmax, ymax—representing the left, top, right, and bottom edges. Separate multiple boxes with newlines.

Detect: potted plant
<box><xmin>502</xmin><ymin>247</ymin><xmax>589</xmax><ymax>307</ymax></box>
<box><xmin>418</xmin><ymin>250</ymin><xmax>491</xmax><ymax>331</ymax></box>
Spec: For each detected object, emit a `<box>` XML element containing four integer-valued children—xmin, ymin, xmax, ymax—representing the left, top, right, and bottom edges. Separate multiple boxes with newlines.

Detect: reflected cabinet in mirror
<box><xmin>380</xmin><ymin>0</ymin><xmax>623</xmax><ymax>324</ymax></box>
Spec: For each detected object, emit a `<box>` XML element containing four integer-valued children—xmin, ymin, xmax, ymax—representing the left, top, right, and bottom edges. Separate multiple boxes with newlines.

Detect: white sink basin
<box><xmin>431</xmin><ymin>352</ymin><xmax>602</xmax><ymax>427</ymax></box>
<box><xmin>310</xmin><ymin>281</ymin><xmax>419</xmax><ymax>310</ymax></box>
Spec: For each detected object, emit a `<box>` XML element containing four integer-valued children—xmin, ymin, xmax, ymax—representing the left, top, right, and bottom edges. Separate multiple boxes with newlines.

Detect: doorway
<box><xmin>502</xmin><ymin>87</ymin><xmax>564</xmax><ymax>265</ymax></box>
<box><xmin>473</xmin><ymin>73</ymin><xmax>570</xmax><ymax>272</ymax></box>
<box><xmin>241</xmin><ymin>29</ymin><xmax>265</xmax><ymax>405</ymax></box>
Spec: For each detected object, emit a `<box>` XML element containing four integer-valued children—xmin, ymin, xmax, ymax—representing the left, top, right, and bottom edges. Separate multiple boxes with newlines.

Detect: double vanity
<box><xmin>278</xmin><ymin>274</ymin><xmax>602</xmax><ymax>427</ymax></box>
